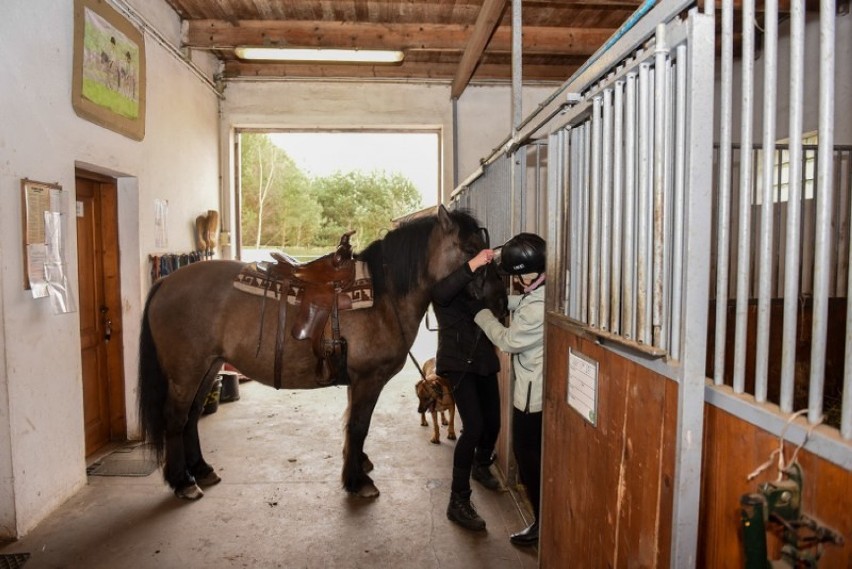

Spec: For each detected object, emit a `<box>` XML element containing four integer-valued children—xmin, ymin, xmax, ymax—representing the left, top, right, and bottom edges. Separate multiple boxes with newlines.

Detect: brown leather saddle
<box><xmin>265</xmin><ymin>230</ymin><xmax>356</xmax><ymax>387</ymax></box>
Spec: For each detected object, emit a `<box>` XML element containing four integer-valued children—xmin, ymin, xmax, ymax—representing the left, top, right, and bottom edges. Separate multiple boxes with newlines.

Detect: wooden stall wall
<box><xmin>540</xmin><ymin>316</ymin><xmax>677</xmax><ymax>567</ymax></box>
<box><xmin>495</xmin><ymin>351</ymin><xmax>516</xmax><ymax>486</ymax></box>
<box><xmin>699</xmin><ymin>405</ymin><xmax>851</xmax><ymax>568</ymax></box>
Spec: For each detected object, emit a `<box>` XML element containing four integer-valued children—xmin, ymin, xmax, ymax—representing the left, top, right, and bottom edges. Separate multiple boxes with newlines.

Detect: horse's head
<box><xmin>427</xmin><ymin>206</ymin><xmax>480</xmax><ymax>281</ymax></box>
<box><xmin>466</xmin><ymin>262</ymin><xmax>509</xmax><ymax>320</ymax></box>
<box><xmin>355</xmin><ymin>206</ymin><xmax>506</xmax><ymax>316</ymax></box>
<box><xmin>432</xmin><ymin>206</ymin><xmax>508</xmax><ymax>319</ymax></box>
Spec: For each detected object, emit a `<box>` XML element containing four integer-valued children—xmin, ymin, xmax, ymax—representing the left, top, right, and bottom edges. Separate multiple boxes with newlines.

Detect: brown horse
<box><xmin>138</xmin><ymin>207</ymin><xmax>507</xmax><ymax>500</ymax></box>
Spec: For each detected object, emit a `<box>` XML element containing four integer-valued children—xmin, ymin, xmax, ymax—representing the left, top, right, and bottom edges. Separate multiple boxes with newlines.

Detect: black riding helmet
<box><xmin>498</xmin><ymin>233</ymin><xmax>546</xmax><ymax>275</ymax></box>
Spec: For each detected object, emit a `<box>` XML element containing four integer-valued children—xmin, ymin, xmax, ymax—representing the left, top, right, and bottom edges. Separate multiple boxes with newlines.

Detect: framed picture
<box><xmin>72</xmin><ymin>0</ymin><xmax>146</xmax><ymax>141</ymax></box>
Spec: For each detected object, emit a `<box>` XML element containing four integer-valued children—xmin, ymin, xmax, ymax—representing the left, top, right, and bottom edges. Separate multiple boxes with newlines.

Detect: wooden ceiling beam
<box><xmin>223</xmin><ymin>61</ymin><xmax>577</xmax><ymax>83</ymax></box>
<box><xmin>450</xmin><ymin>0</ymin><xmax>508</xmax><ymax>98</ymax></box>
<box><xmin>184</xmin><ymin>20</ymin><xmax>614</xmax><ymax>56</ymax></box>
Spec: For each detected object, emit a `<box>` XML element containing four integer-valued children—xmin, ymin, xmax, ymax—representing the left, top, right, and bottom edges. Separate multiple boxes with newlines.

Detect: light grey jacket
<box><xmin>473</xmin><ymin>285</ymin><xmax>545</xmax><ymax>413</ymax></box>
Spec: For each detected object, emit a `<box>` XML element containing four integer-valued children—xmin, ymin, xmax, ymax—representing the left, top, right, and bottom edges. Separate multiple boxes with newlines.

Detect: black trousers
<box><xmin>512</xmin><ymin>408</ymin><xmax>542</xmax><ymax>520</ymax></box>
<box><xmin>445</xmin><ymin>370</ymin><xmax>501</xmax><ymax>493</ymax></box>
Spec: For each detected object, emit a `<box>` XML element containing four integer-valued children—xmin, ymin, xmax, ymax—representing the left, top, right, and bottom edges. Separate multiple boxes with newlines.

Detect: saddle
<box><xmin>265</xmin><ymin>230</ymin><xmax>356</xmax><ymax>387</ymax></box>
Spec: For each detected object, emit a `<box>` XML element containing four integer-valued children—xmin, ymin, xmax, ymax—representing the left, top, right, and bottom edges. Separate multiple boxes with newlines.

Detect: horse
<box><xmin>138</xmin><ymin>206</ymin><xmax>508</xmax><ymax>500</ymax></box>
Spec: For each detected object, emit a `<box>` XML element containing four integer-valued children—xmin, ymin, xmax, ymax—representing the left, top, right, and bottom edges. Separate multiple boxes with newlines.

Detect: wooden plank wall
<box><xmin>700</xmin><ymin>405</ymin><xmax>851</xmax><ymax>567</ymax></box>
<box><xmin>540</xmin><ymin>315</ymin><xmax>850</xmax><ymax>567</ymax></box>
<box><xmin>540</xmin><ymin>316</ymin><xmax>677</xmax><ymax>567</ymax></box>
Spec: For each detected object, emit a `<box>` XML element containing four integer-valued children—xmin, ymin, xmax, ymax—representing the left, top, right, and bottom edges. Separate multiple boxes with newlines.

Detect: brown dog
<box><xmin>415</xmin><ymin>357</ymin><xmax>456</xmax><ymax>444</ymax></box>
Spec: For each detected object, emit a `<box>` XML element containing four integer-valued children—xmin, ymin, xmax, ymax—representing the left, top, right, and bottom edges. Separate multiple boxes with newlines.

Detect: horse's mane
<box><xmin>356</xmin><ymin>209</ymin><xmax>481</xmax><ymax>299</ymax></box>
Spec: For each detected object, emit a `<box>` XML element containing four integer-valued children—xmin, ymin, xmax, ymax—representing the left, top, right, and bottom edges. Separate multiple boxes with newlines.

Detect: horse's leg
<box><xmin>162</xmin><ymin>396</ymin><xmax>202</xmax><ymax>500</ymax></box>
<box><xmin>163</xmin><ymin>366</ymin><xmax>218</xmax><ymax>500</ymax></box>
<box><xmin>342</xmin><ymin>378</ymin><xmax>384</xmax><ymax>498</ymax></box>
<box><xmin>185</xmin><ymin>365</ymin><xmax>223</xmax><ymax>487</ymax></box>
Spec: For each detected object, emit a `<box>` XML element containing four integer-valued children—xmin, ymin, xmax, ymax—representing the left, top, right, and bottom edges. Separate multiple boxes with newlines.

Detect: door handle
<box><xmin>101</xmin><ymin>306</ymin><xmax>112</xmax><ymax>342</ymax></box>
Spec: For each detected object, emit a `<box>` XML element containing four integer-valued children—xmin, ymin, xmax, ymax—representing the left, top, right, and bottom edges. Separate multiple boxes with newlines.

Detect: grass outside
<box><xmin>240</xmin><ymin>246</ymin><xmax>330</xmax><ymax>264</ymax></box>
<box><xmin>82</xmin><ymin>79</ymin><xmax>138</xmax><ymax>119</ymax></box>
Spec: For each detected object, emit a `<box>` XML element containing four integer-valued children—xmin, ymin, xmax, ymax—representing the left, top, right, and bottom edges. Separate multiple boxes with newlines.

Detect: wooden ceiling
<box><xmin>164</xmin><ymin>0</ymin><xmax>641</xmax><ymax>97</ymax></box>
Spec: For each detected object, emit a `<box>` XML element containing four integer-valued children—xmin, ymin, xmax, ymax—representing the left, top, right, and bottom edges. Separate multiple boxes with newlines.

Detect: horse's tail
<box><xmin>138</xmin><ymin>278</ymin><xmax>167</xmax><ymax>463</ymax></box>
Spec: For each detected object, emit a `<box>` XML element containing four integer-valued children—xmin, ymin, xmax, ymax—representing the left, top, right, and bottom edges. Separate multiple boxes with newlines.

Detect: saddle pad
<box><xmin>234</xmin><ymin>261</ymin><xmax>374</xmax><ymax>309</ymax></box>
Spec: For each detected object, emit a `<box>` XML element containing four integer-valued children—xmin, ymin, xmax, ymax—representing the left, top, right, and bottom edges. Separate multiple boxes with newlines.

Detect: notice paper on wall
<box><xmin>43</xmin><ymin>211</ymin><xmax>77</xmax><ymax>314</ymax></box>
<box><xmin>567</xmin><ymin>348</ymin><xmax>598</xmax><ymax>426</ymax></box>
<box><xmin>22</xmin><ymin>179</ymin><xmax>64</xmax><ymax>300</ymax></box>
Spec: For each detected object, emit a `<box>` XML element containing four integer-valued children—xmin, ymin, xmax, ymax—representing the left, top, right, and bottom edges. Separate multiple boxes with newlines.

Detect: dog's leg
<box><xmin>447</xmin><ymin>403</ymin><xmax>457</xmax><ymax>440</ymax></box>
<box><xmin>430</xmin><ymin>409</ymin><xmax>440</xmax><ymax>444</ymax></box>
<box><xmin>420</xmin><ymin>412</ymin><xmax>428</xmax><ymax>427</ymax></box>
<box><xmin>440</xmin><ymin>410</ymin><xmax>448</xmax><ymax>426</ymax></box>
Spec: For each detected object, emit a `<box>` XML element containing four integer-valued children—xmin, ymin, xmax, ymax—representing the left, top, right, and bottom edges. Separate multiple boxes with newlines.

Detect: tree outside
<box><xmin>240</xmin><ymin>132</ymin><xmax>423</xmax><ymax>259</ymax></box>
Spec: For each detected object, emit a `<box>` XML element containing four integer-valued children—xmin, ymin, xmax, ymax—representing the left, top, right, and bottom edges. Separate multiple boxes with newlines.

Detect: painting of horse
<box><xmin>138</xmin><ymin>207</ymin><xmax>507</xmax><ymax>500</ymax></box>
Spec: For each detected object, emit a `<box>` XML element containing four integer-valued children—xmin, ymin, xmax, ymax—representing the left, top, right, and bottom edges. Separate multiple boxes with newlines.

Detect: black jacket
<box><xmin>431</xmin><ymin>263</ymin><xmax>501</xmax><ymax>376</ymax></box>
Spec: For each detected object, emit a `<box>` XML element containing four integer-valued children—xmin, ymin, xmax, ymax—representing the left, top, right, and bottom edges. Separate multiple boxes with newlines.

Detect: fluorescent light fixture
<box><xmin>235</xmin><ymin>46</ymin><xmax>405</xmax><ymax>64</ymax></box>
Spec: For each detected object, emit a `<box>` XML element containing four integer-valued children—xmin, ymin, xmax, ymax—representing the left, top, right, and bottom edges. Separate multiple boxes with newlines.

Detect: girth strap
<box><xmin>273</xmin><ymin>276</ymin><xmax>290</xmax><ymax>389</ymax></box>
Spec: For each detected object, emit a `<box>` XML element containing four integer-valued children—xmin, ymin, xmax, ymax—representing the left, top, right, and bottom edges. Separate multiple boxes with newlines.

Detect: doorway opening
<box><xmin>75</xmin><ymin>169</ymin><xmax>127</xmax><ymax>458</ymax></box>
<box><xmin>235</xmin><ymin>129</ymin><xmax>440</xmax><ymax>262</ymax></box>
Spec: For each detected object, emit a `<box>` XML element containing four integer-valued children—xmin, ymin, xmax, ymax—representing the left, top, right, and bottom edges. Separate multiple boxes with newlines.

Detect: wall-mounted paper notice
<box><xmin>567</xmin><ymin>348</ymin><xmax>599</xmax><ymax>426</ymax></box>
<box><xmin>154</xmin><ymin>198</ymin><xmax>169</xmax><ymax>248</ymax></box>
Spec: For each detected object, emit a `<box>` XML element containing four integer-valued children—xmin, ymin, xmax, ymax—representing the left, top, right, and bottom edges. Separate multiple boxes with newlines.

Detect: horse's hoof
<box><xmin>356</xmin><ymin>483</ymin><xmax>380</xmax><ymax>498</ymax></box>
<box><xmin>175</xmin><ymin>483</ymin><xmax>204</xmax><ymax>500</ymax></box>
<box><xmin>196</xmin><ymin>471</ymin><xmax>222</xmax><ymax>487</ymax></box>
<box><xmin>362</xmin><ymin>457</ymin><xmax>374</xmax><ymax>473</ymax></box>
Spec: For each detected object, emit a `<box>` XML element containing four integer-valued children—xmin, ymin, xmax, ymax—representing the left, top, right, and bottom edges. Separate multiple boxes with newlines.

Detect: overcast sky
<box><xmin>269</xmin><ymin>131</ymin><xmax>439</xmax><ymax>207</ymax></box>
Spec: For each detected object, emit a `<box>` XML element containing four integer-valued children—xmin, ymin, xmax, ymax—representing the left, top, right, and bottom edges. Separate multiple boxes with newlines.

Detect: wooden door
<box><xmin>76</xmin><ymin>172</ymin><xmax>126</xmax><ymax>457</ymax></box>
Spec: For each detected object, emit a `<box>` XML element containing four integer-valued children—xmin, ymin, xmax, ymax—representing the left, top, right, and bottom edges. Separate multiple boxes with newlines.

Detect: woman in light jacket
<box><xmin>470</xmin><ymin>233</ymin><xmax>545</xmax><ymax>547</ymax></box>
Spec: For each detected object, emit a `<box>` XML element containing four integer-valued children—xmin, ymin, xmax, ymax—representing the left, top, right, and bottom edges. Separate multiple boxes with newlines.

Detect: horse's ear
<box><xmin>437</xmin><ymin>204</ymin><xmax>453</xmax><ymax>231</ymax></box>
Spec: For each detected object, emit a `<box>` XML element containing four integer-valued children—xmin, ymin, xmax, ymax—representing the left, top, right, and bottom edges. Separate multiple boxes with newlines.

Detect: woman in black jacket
<box><xmin>432</xmin><ymin>248</ymin><xmax>501</xmax><ymax>532</ymax></box>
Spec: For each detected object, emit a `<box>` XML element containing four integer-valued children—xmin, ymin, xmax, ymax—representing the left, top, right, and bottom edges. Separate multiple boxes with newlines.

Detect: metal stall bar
<box><xmin>732</xmin><ymin>0</ymin><xmax>756</xmax><ymax>394</ymax></box>
<box><xmin>808</xmin><ymin>0</ymin><xmax>836</xmax><ymax>425</ymax></box>
<box><xmin>637</xmin><ymin>63</ymin><xmax>652</xmax><ymax>344</ymax></box>
<box><xmin>611</xmin><ymin>81</ymin><xmax>625</xmax><ymax>334</ymax></box>
<box><xmin>780</xmin><ymin>0</ymin><xmax>806</xmax><ymax>412</ymax></box>
<box><xmin>589</xmin><ymin>97</ymin><xmax>603</xmax><ymax>327</ymax></box>
<box><xmin>601</xmin><ymin>89</ymin><xmax>614</xmax><ymax>331</ymax></box>
<box><xmin>669</xmin><ymin>45</ymin><xmax>688</xmax><ymax>361</ymax></box>
<box><xmin>582</xmin><ymin>124</ymin><xmax>592</xmax><ymax>323</ymax></box>
<box><xmin>653</xmin><ymin>24</ymin><xmax>670</xmax><ymax>349</ymax></box>
<box><xmin>624</xmin><ymin>73</ymin><xmax>638</xmax><ymax>340</ymax></box>
<box><xmin>754</xmin><ymin>0</ymin><xmax>779</xmax><ymax>403</ymax></box>
<box><xmin>844</xmin><ymin>180</ymin><xmax>852</xmax><ymax>438</ymax></box>
<box><xmin>550</xmin><ymin>129</ymin><xmax>566</xmax><ymax>312</ymax></box>
<box><xmin>671</xmin><ymin>11</ymin><xmax>715</xmax><ymax>565</ymax></box>
<box><xmin>535</xmin><ymin>143</ymin><xmax>544</xmax><ymax>231</ymax></box>
<box><xmin>663</xmin><ymin>51</ymin><xmax>676</xmax><ymax>354</ymax></box>
<box><xmin>713</xmin><ymin>0</ymin><xmax>734</xmax><ymax>385</ymax></box>
<box><xmin>570</xmin><ymin>127</ymin><xmax>582</xmax><ymax>319</ymax></box>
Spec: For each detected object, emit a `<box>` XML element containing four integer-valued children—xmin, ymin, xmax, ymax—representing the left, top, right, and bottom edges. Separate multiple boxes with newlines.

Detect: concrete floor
<box><xmin>0</xmin><ymin>363</ymin><xmax>538</xmax><ymax>569</ymax></box>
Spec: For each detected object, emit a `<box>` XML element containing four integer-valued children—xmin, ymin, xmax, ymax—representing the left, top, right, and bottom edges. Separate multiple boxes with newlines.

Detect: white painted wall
<box><xmin>0</xmin><ymin>0</ymin><xmax>220</xmax><ymax>538</ymax></box>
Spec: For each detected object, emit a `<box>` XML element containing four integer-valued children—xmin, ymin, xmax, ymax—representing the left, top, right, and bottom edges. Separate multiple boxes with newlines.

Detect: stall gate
<box><xmin>451</xmin><ymin>0</ymin><xmax>850</xmax><ymax>565</ymax></box>
<box><xmin>540</xmin><ymin>8</ymin><xmax>715</xmax><ymax>566</ymax></box>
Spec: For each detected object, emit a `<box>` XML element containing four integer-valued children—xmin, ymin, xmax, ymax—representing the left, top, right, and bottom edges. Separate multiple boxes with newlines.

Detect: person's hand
<box><xmin>468</xmin><ymin>248</ymin><xmax>494</xmax><ymax>272</ymax></box>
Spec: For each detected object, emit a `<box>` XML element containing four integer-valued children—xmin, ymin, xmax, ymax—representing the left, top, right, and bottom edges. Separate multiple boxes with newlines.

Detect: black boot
<box><xmin>472</xmin><ymin>449</ymin><xmax>500</xmax><ymax>491</ymax></box>
<box><xmin>510</xmin><ymin>520</ymin><xmax>539</xmax><ymax>546</ymax></box>
<box><xmin>447</xmin><ymin>490</ymin><xmax>486</xmax><ymax>531</ymax></box>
